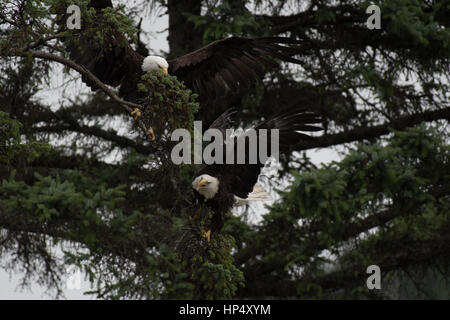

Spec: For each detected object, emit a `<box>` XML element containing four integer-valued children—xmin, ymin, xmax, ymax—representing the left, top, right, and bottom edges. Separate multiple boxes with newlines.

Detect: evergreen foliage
<box><xmin>0</xmin><ymin>0</ymin><xmax>449</xmax><ymax>299</ymax></box>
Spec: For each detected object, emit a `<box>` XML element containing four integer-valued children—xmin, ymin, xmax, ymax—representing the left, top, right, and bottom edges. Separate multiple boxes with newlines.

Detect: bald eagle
<box><xmin>61</xmin><ymin>1</ymin><xmax>308</xmax><ymax>104</ymax></box>
<box><xmin>191</xmin><ymin>109</ymin><xmax>323</xmax><ymax>241</ymax></box>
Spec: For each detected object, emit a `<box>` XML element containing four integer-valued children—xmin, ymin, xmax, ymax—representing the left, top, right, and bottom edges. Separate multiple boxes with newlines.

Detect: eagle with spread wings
<box><xmin>60</xmin><ymin>0</ymin><xmax>306</xmax><ymax>104</ymax></box>
<box><xmin>192</xmin><ymin>108</ymin><xmax>323</xmax><ymax>241</ymax></box>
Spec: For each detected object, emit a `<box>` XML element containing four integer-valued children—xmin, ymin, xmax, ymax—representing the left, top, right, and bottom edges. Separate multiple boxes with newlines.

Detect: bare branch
<box><xmin>298</xmin><ymin>107</ymin><xmax>450</xmax><ymax>151</ymax></box>
<box><xmin>6</xmin><ymin>48</ymin><xmax>154</xmax><ymax>140</ymax></box>
<box><xmin>32</xmin><ymin>124</ymin><xmax>155</xmax><ymax>155</ymax></box>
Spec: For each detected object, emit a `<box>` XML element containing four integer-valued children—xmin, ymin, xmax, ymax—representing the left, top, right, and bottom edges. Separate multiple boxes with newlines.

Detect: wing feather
<box><xmin>195</xmin><ymin>110</ymin><xmax>323</xmax><ymax>199</ymax></box>
<box><xmin>168</xmin><ymin>37</ymin><xmax>306</xmax><ymax>101</ymax></box>
<box><xmin>229</xmin><ymin>111</ymin><xmax>322</xmax><ymax>198</ymax></box>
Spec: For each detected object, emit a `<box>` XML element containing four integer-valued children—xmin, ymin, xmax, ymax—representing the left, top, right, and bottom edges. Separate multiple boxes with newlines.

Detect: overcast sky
<box><xmin>0</xmin><ymin>1</ymin><xmax>339</xmax><ymax>299</ymax></box>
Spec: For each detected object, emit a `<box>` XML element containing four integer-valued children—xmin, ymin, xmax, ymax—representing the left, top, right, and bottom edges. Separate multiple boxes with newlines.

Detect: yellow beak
<box><xmin>198</xmin><ymin>178</ymin><xmax>208</xmax><ymax>187</ymax></box>
<box><xmin>161</xmin><ymin>68</ymin><xmax>168</xmax><ymax>74</ymax></box>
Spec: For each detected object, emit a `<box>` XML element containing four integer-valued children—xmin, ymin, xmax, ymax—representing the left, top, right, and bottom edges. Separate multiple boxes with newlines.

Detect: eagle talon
<box><xmin>130</xmin><ymin>108</ymin><xmax>141</xmax><ymax>120</ymax></box>
<box><xmin>203</xmin><ymin>230</ymin><xmax>211</xmax><ymax>242</ymax></box>
<box><xmin>147</xmin><ymin>127</ymin><xmax>155</xmax><ymax>141</ymax></box>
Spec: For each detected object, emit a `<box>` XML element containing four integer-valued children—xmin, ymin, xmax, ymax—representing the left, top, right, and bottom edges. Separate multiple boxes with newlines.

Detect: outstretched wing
<box><xmin>229</xmin><ymin>111</ymin><xmax>323</xmax><ymax>198</ymax></box>
<box><xmin>193</xmin><ymin>108</ymin><xmax>237</xmax><ymax>180</ymax></box>
<box><xmin>57</xmin><ymin>2</ymin><xmax>307</xmax><ymax>102</ymax></box>
<box><xmin>168</xmin><ymin>37</ymin><xmax>306</xmax><ymax>101</ymax></box>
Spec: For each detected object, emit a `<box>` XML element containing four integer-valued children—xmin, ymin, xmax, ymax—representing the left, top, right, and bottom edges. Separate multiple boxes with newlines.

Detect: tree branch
<box><xmin>32</xmin><ymin>124</ymin><xmax>155</xmax><ymax>155</ymax></box>
<box><xmin>6</xmin><ymin>48</ymin><xmax>154</xmax><ymax>140</ymax></box>
<box><xmin>256</xmin><ymin>4</ymin><xmax>366</xmax><ymax>35</ymax></box>
<box><xmin>299</xmin><ymin>107</ymin><xmax>450</xmax><ymax>151</ymax></box>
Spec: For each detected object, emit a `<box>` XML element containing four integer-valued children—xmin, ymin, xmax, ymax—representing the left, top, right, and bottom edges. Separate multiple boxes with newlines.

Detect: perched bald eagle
<box><xmin>192</xmin><ymin>109</ymin><xmax>323</xmax><ymax>241</ymax></box>
<box><xmin>60</xmin><ymin>1</ymin><xmax>308</xmax><ymax>103</ymax></box>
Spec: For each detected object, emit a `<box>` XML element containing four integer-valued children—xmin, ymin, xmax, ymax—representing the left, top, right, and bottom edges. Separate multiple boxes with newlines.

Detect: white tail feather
<box><xmin>234</xmin><ymin>184</ymin><xmax>273</xmax><ymax>207</ymax></box>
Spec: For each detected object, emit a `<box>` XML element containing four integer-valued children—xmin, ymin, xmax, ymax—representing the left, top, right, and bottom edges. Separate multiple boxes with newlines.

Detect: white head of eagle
<box><xmin>142</xmin><ymin>56</ymin><xmax>169</xmax><ymax>74</ymax></box>
<box><xmin>192</xmin><ymin>174</ymin><xmax>220</xmax><ymax>199</ymax></box>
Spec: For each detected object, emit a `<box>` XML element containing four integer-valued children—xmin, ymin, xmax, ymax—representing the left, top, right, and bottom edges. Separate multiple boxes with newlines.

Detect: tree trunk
<box><xmin>167</xmin><ymin>0</ymin><xmax>203</xmax><ymax>58</ymax></box>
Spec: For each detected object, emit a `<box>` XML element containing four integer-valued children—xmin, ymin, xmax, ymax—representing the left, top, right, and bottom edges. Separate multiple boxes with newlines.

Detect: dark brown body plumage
<box><xmin>194</xmin><ymin>109</ymin><xmax>323</xmax><ymax>233</ymax></box>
